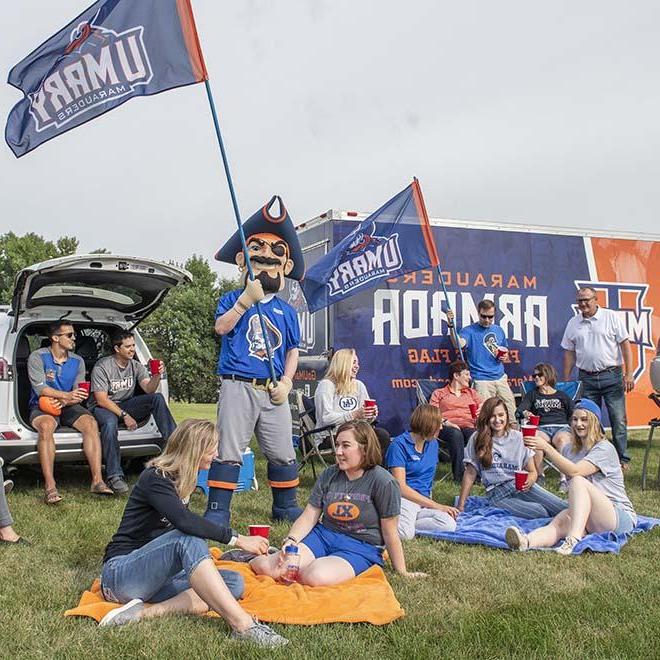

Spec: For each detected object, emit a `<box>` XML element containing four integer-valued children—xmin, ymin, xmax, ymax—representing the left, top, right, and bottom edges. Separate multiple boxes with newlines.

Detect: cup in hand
<box><xmin>528</xmin><ymin>414</ymin><xmax>541</xmax><ymax>426</ymax></box>
<box><xmin>149</xmin><ymin>359</ymin><xmax>162</xmax><ymax>376</ymax></box>
<box><xmin>364</xmin><ymin>399</ymin><xmax>377</xmax><ymax>409</ymax></box>
<box><xmin>469</xmin><ymin>403</ymin><xmax>478</xmax><ymax>419</ymax></box>
<box><xmin>248</xmin><ymin>524</ymin><xmax>270</xmax><ymax>540</ymax></box>
<box><xmin>521</xmin><ymin>425</ymin><xmax>537</xmax><ymax>438</ymax></box>
<box><xmin>496</xmin><ymin>347</ymin><xmax>508</xmax><ymax>360</ymax></box>
<box><xmin>514</xmin><ymin>470</ymin><xmax>528</xmax><ymax>491</ymax></box>
<box><xmin>77</xmin><ymin>381</ymin><xmax>90</xmax><ymax>395</ymax></box>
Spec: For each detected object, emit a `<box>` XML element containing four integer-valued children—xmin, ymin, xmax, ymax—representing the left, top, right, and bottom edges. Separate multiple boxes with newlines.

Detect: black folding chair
<box><xmin>641</xmin><ymin>393</ymin><xmax>660</xmax><ymax>490</ymax></box>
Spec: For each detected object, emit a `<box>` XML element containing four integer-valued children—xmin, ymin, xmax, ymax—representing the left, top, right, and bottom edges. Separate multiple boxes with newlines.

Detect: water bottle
<box><xmin>280</xmin><ymin>545</ymin><xmax>300</xmax><ymax>584</ymax></box>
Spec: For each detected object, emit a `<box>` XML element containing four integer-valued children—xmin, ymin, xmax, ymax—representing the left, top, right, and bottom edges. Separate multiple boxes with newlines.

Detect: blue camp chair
<box><xmin>415</xmin><ymin>379</ymin><xmax>453</xmax><ymax>482</ymax></box>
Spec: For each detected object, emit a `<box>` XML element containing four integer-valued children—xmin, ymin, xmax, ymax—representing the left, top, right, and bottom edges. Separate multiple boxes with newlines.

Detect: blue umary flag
<box><xmin>301</xmin><ymin>179</ymin><xmax>441</xmax><ymax>313</ymax></box>
<box><xmin>5</xmin><ymin>0</ymin><xmax>207</xmax><ymax>157</ymax></box>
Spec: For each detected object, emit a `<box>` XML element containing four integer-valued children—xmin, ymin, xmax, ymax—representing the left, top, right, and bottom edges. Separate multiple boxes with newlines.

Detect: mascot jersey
<box><xmin>215</xmin><ymin>290</ymin><xmax>300</xmax><ymax>379</ymax></box>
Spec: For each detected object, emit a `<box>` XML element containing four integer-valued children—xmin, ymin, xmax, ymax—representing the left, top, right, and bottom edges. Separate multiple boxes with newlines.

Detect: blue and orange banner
<box><xmin>300</xmin><ymin>180</ymin><xmax>440</xmax><ymax>313</ymax></box>
<box><xmin>5</xmin><ymin>0</ymin><xmax>207</xmax><ymax>157</ymax></box>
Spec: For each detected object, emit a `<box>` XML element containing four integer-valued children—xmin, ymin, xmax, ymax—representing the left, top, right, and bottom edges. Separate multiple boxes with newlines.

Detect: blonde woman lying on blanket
<box><xmin>506</xmin><ymin>399</ymin><xmax>637</xmax><ymax>556</ymax></box>
<box><xmin>251</xmin><ymin>420</ymin><xmax>425</xmax><ymax>585</ymax></box>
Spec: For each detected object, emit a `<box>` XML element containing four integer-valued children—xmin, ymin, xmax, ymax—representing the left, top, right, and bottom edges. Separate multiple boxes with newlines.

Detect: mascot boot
<box><xmin>204</xmin><ymin>461</ymin><xmax>240</xmax><ymax>527</ymax></box>
<box><xmin>268</xmin><ymin>462</ymin><xmax>303</xmax><ymax>522</ymax></box>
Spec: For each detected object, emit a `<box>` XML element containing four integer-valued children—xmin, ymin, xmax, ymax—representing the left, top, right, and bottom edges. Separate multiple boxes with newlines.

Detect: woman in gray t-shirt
<box><xmin>251</xmin><ymin>420</ymin><xmax>425</xmax><ymax>586</ymax></box>
<box><xmin>506</xmin><ymin>399</ymin><xmax>637</xmax><ymax>556</ymax></box>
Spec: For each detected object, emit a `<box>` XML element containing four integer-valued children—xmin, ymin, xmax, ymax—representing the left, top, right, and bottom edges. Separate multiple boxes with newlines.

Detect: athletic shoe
<box><xmin>555</xmin><ymin>536</ymin><xmax>579</xmax><ymax>556</ymax></box>
<box><xmin>231</xmin><ymin>619</ymin><xmax>289</xmax><ymax>647</ymax></box>
<box><xmin>558</xmin><ymin>479</ymin><xmax>569</xmax><ymax>494</ymax></box>
<box><xmin>4</xmin><ymin>479</ymin><xmax>13</xmax><ymax>495</ymax></box>
<box><xmin>99</xmin><ymin>599</ymin><xmax>144</xmax><ymax>627</ymax></box>
<box><xmin>505</xmin><ymin>526</ymin><xmax>529</xmax><ymax>551</ymax></box>
<box><xmin>107</xmin><ymin>476</ymin><xmax>129</xmax><ymax>495</ymax></box>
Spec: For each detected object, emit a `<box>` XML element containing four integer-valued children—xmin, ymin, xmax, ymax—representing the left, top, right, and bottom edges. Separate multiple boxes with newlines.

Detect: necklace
<box><xmin>342</xmin><ymin>470</ymin><xmax>363</xmax><ymax>501</ymax></box>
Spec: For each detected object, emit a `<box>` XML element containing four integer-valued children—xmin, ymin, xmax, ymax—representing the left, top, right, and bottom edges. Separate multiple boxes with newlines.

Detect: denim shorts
<box><xmin>539</xmin><ymin>424</ymin><xmax>571</xmax><ymax>440</ymax></box>
<box><xmin>613</xmin><ymin>504</ymin><xmax>637</xmax><ymax>535</ymax></box>
<box><xmin>301</xmin><ymin>523</ymin><xmax>383</xmax><ymax>576</ymax></box>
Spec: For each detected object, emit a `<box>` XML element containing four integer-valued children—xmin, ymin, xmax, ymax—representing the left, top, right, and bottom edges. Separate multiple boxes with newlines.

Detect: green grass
<box><xmin>1</xmin><ymin>401</ymin><xmax>659</xmax><ymax>659</ymax></box>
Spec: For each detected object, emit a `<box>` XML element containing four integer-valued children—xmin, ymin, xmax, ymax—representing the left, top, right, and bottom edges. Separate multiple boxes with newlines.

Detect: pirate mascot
<box><xmin>205</xmin><ymin>196</ymin><xmax>304</xmax><ymax>526</ymax></box>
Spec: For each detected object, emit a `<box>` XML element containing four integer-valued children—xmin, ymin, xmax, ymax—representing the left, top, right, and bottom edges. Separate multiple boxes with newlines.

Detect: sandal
<box><xmin>44</xmin><ymin>487</ymin><xmax>63</xmax><ymax>505</ymax></box>
<box><xmin>90</xmin><ymin>481</ymin><xmax>114</xmax><ymax>496</ymax></box>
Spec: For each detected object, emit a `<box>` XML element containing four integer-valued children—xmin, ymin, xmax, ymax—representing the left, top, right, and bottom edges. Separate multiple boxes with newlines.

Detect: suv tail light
<box><xmin>0</xmin><ymin>431</ymin><xmax>20</xmax><ymax>440</ymax></box>
<box><xmin>0</xmin><ymin>357</ymin><xmax>12</xmax><ymax>381</ymax></box>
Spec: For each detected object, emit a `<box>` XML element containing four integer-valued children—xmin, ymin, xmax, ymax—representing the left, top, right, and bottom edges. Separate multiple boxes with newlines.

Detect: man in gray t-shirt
<box><xmin>309</xmin><ymin>464</ymin><xmax>400</xmax><ymax>546</ymax></box>
<box><xmin>91</xmin><ymin>330</ymin><xmax>176</xmax><ymax>493</ymax></box>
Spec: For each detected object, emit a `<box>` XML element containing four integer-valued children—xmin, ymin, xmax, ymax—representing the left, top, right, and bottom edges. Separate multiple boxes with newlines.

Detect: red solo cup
<box><xmin>468</xmin><ymin>403</ymin><xmax>478</xmax><ymax>418</ymax></box>
<box><xmin>77</xmin><ymin>381</ymin><xmax>90</xmax><ymax>394</ymax></box>
<box><xmin>364</xmin><ymin>399</ymin><xmax>377</xmax><ymax>409</ymax></box>
<box><xmin>521</xmin><ymin>425</ymin><xmax>537</xmax><ymax>438</ymax></box>
<box><xmin>496</xmin><ymin>348</ymin><xmax>508</xmax><ymax>360</ymax></box>
<box><xmin>529</xmin><ymin>414</ymin><xmax>541</xmax><ymax>426</ymax></box>
<box><xmin>149</xmin><ymin>359</ymin><xmax>162</xmax><ymax>376</ymax></box>
<box><xmin>514</xmin><ymin>470</ymin><xmax>528</xmax><ymax>491</ymax></box>
<box><xmin>248</xmin><ymin>525</ymin><xmax>270</xmax><ymax>540</ymax></box>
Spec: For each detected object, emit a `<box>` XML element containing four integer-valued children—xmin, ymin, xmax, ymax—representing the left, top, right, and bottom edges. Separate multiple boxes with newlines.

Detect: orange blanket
<box><xmin>64</xmin><ymin>547</ymin><xmax>405</xmax><ymax>626</ymax></box>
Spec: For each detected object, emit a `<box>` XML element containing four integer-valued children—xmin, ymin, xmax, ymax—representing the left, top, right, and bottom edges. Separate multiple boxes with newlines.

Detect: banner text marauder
<box><xmin>372</xmin><ymin>289</ymin><xmax>549</xmax><ymax>347</ymax></box>
<box><xmin>29</xmin><ymin>24</ymin><xmax>152</xmax><ymax>131</ymax></box>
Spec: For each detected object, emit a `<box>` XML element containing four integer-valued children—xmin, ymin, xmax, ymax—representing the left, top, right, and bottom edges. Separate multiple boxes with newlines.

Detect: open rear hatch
<box><xmin>10</xmin><ymin>254</ymin><xmax>192</xmax><ymax>331</ymax></box>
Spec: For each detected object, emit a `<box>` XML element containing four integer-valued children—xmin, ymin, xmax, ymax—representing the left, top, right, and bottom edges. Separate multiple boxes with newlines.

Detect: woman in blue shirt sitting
<box><xmin>385</xmin><ymin>405</ymin><xmax>459</xmax><ymax>539</ymax></box>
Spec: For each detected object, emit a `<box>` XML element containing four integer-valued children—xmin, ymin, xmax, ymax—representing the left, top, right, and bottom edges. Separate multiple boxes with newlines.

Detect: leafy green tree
<box><xmin>140</xmin><ymin>255</ymin><xmax>238</xmax><ymax>403</ymax></box>
<box><xmin>0</xmin><ymin>231</ymin><xmax>78</xmax><ymax>304</ymax></box>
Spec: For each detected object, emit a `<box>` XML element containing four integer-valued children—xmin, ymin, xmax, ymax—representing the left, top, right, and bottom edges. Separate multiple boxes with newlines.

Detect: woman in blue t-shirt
<box><xmin>457</xmin><ymin>397</ymin><xmax>567</xmax><ymax>519</ymax></box>
<box><xmin>251</xmin><ymin>420</ymin><xmax>425</xmax><ymax>585</ymax></box>
<box><xmin>506</xmin><ymin>399</ymin><xmax>637</xmax><ymax>556</ymax></box>
<box><xmin>385</xmin><ymin>404</ymin><xmax>459</xmax><ymax>539</ymax></box>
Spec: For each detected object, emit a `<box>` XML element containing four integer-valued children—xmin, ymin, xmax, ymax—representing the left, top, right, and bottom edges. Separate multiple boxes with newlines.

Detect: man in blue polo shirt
<box><xmin>27</xmin><ymin>321</ymin><xmax>111</xmax><ymax>504</ymax></box>
<box><xmin>447</xmin><ymin>299</ymin><xmax>517</xmax><ymax>424</ymax></box>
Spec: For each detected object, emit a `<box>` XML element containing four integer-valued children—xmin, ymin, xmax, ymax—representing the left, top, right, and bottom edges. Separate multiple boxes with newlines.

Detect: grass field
<box><xmin>1</xmin><ymin>401</ymin><xmax>659</xmax><ymax>659</ymax></box>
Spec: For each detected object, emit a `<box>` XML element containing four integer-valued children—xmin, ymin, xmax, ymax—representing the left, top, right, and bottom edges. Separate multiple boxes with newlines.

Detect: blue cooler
<box><xmin>196</xmin><ymin>448</ymin><xmax>257</xmax><ymax>495</ymax></box>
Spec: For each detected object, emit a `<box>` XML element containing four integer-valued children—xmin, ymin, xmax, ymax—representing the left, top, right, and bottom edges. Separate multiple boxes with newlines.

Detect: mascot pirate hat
<box><xmin>215</xmin><ymin>195</ymin><xmax>305</xmax><ymax>281</ymax></box>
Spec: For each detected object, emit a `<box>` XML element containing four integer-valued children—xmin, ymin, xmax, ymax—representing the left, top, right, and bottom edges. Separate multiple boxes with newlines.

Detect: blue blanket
<box><xmin>418</xmin><ymin>496</ymin><xmax>660</xmax><ymax>554</ymax></box>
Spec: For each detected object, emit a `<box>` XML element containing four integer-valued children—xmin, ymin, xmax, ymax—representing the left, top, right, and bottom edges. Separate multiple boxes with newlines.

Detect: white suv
<box><xmin>0</xmin><ymin>254</ymin><xmax>191</xmax><ymax>467</ymax></box>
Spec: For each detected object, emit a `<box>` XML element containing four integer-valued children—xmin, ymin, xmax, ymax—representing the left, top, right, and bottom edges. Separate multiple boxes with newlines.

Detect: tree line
<box><xmin>0</xmin><ymin>231</ymin><xmax>237</xmax><ymax>403</ymax></box>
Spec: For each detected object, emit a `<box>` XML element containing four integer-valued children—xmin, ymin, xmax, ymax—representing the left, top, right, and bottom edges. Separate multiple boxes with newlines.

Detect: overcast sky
<box><xmin>2</xmin><ymin>1</ymin><xmax>658</xmax><ymax>278</ymax></box>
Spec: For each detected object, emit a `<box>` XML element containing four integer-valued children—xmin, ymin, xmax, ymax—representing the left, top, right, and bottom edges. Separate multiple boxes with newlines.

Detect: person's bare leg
<box><xmin>250</xmin><ymin>543</ymin><xmax>315</xmax><ymax>579</ymax></box>
<box><xmin>187</xmin><ymin>558</ymin><xmax>254</xmax><ymax>632</ymax></box>
<box><xmin>534</xmin><ymin>430</ymin><xmax>552</xmax><ymax>478</ymax></box>
<box><xmin>526</xmin><ymin>510</ymin><xmax>572</xmax><ymax>548</ymax></box>
<box><xmin>73</xmin><ymin>415</ymin><xmax>105</xmax><ymax>486</ymax></box>
<box><xmin>564</xmin><ymin>476</ymin><xmax>617</xmax><ymax>539</ymax></box>
<box><xmin>298</xmin><ymin>556</ymin><xmax>356</xmax><ymax>587</ymax></box>
<box><xmin>142</xmin><ymin>589</ymin><xmax>210</xmax><ymax>619</ymax></box>
<box><xmin>33</xmin><ymin>416</ymin><xmax>58</xmax><ymax>493</ymax></box>
<box><xmin>580</xmin><ymin>479</ymin><xmax>618</xmax><ymax>534</ymax></box>
<box><xmin>552</xmin><ymin>431</ymin><xmax>571</xmax><ymax>452</ymax></box>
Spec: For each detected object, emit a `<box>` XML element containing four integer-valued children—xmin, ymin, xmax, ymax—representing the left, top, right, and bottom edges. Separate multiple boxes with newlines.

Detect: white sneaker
<box><xmin>505</xmin><ymin>526</ymin><xmax>529</xmax><ymax>551</ymax></box>
<box><xmin>555</xmin><ymin>536</ymin><xmax>579</xmax><ymax>556</ymax></box>
<box><xmin>99</xmin><ymin>598</ymin><xmax>144</xmax><ymax>627</ymax></box>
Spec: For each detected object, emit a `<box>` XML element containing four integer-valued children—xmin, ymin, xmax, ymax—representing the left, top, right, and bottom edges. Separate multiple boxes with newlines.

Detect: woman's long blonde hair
<box><xmin>324</xmin><ymin>348</ymin><xmax>357</xmax><ymax>396</ymax></box>
<box><xmin>570</xmin><ymin>409</ymin><xmax>605</xmax><ymax>454</ymax></box>
<box><xmin>147</xmin><ymin>419</ymin><xmax>217</xmax><ymax>499</ymax></box>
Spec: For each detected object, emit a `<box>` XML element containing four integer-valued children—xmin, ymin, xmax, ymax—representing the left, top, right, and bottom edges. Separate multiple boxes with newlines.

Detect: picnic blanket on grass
<box><xmin>64</xmin><ymin>547</ymin><xmax>404</xmax><ymax>625</ymax></box>
<box><xmin>418</xmin><ymin>496</ymin><xmax>660</xmax><ymax>554</ymax></box>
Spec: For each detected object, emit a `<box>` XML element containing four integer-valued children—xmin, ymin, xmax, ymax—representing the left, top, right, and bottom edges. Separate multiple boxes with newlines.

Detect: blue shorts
<box><xmin>301</xmin><ymin>523</ymin><xmax>384</xmax><ymax>576</ymax></box>
<box><xmin>613</xmin><ymin>504</ymin><xmax>637</xmax><ymax>535</ymax></box>
<box><xmin>539</xmin><ymin>424</ymin><xmax>571</xmax><ymax>440</ymax></box>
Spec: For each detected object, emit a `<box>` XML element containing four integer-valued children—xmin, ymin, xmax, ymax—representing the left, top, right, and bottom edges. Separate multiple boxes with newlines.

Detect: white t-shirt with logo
<box><xmin>314</xmin><ymin>378</ymin><xmax>369</xmax><ymax>428</ymax></box>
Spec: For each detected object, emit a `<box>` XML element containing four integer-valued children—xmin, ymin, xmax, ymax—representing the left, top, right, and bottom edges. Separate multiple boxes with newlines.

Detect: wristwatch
<box><xmin>227</xmin><ymin>529</ymin><xmax>239</xmax><ymax>546</ymax></box>
<box><xmin>119</xmin><ymin>410</ymin><xmax>127</xmax><ymax>418</ymax></box>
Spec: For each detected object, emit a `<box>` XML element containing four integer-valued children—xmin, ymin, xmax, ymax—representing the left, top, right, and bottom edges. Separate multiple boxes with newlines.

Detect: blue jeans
<box><xmin>579</xmin><ymin>366</ymin><xmax>630</xmax><ymax>463</ymax></box>
<box><xmin>101</xmin><ymin>530</ymin><xmax>244</xmax><ymax>603</ymax></box>
<box><xmin>93</xmin><ymin>393</ymin><xmax>176</xmax><ymax>479</ymax></box>
<box><xmin>487</xmin><ymin>481</ymin><xmax>568</xmax><ymax>519</ymax></box>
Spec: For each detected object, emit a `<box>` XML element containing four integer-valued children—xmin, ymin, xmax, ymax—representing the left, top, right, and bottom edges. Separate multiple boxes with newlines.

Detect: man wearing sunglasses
<box><xmin>27</xmin><ymin>322</ymin><xmax>111</xmax><ymax>504</ymax></box>
<box><xmin>561</xmin><ymin>287</ymin><xmax>633</xmax><ymax>468</ymax></box>
<box><xmin>447</xmin><ymin>299</ymin><xmax>517</xmax><ymax>423</ymax></box>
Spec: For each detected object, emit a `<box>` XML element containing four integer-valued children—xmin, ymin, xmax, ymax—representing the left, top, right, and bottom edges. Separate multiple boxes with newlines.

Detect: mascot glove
<box><xmin>236</xmin><ymin>277</ymin><xmax>265</xmax><ymax>311</ymax></box>
<box><xmin>268</xmin><ymin>376</ymin><xmax>293</xmax><ymax>405</ymax></box>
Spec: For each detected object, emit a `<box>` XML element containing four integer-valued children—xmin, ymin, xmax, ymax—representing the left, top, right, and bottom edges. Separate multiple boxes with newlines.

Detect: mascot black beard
<box><xmin>205</xmin><ymin>196</ymin><xmax>305</xmax><ymax>526</ymax></box>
